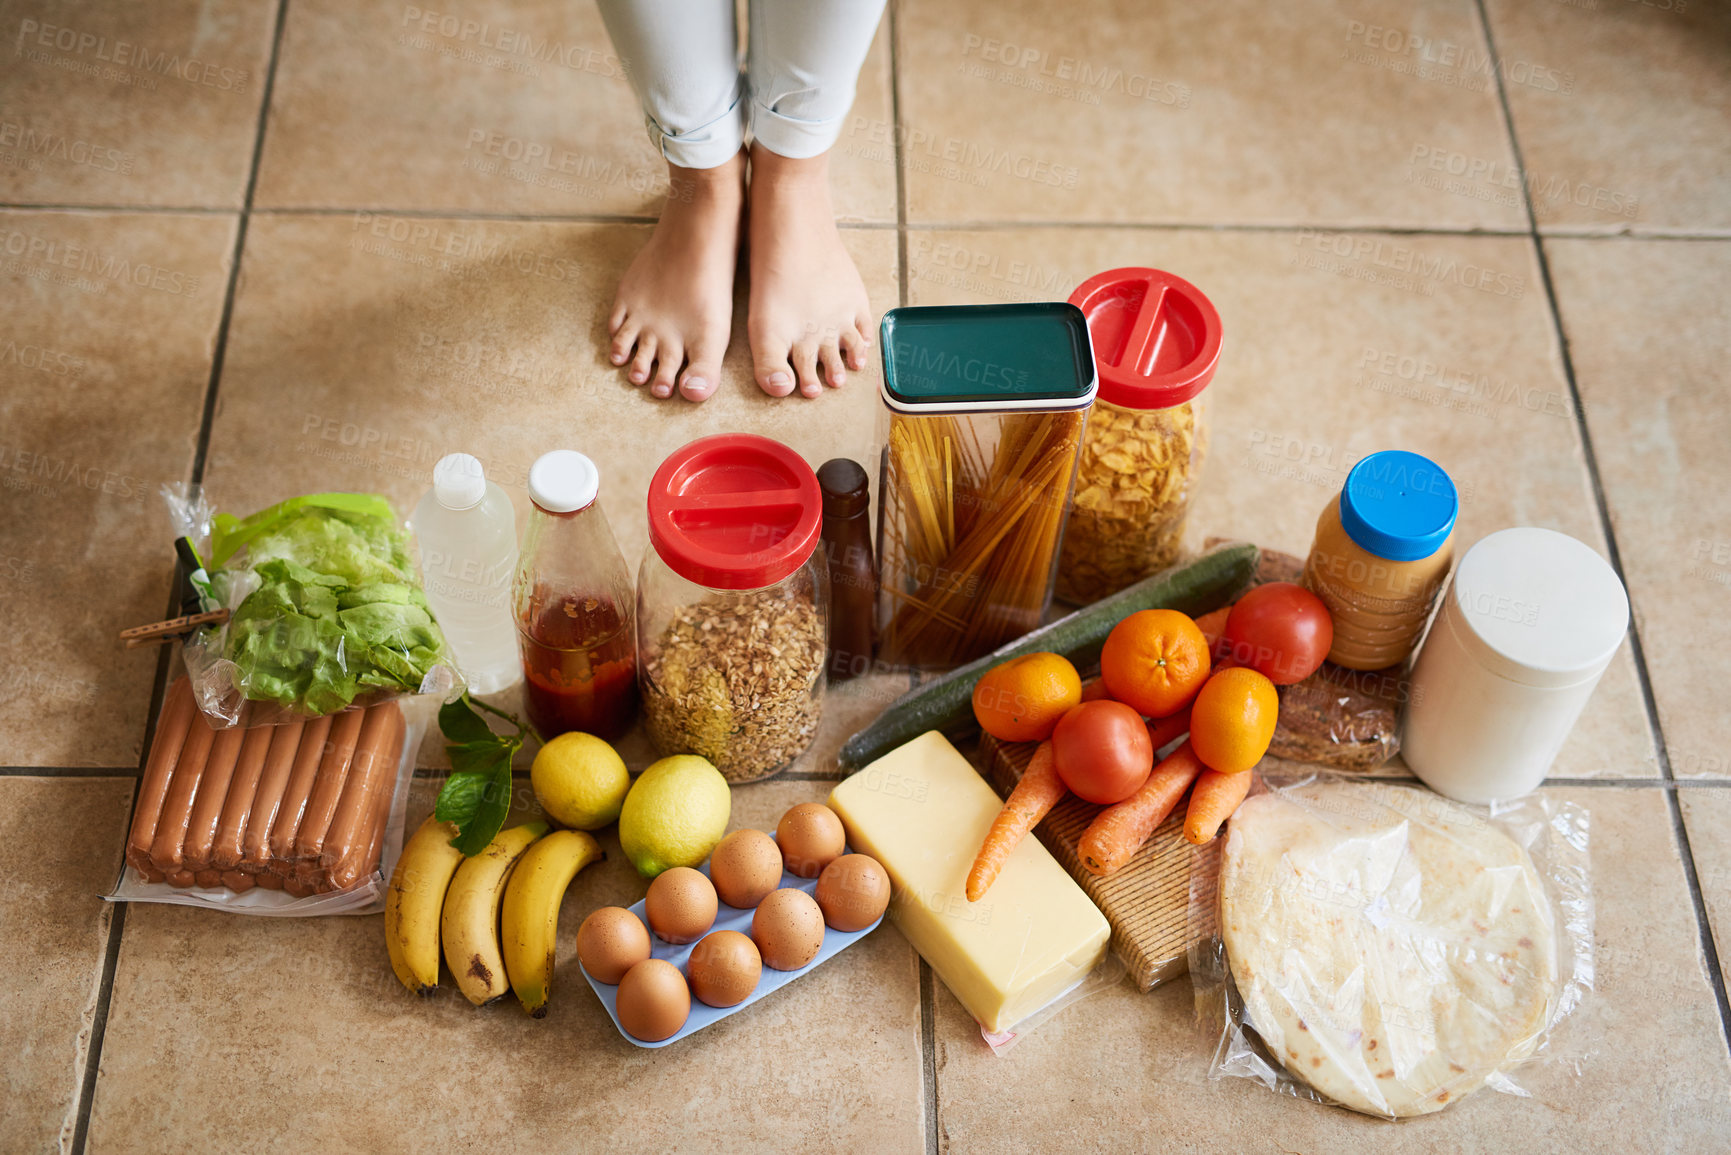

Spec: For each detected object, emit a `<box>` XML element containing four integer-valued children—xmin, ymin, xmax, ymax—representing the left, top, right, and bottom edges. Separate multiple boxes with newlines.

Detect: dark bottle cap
<box><xmin>817</xmin><ymin>458</ymin><xmax>870</xmax><ymax>519</ymax></box>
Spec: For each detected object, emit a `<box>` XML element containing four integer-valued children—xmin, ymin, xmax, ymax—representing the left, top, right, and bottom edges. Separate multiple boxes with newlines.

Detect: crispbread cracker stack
<box><xmin>978</xmin><ymin>734</ymin><xmax>1201</xmax><ymax>991</ymax></box>
<box><xmin>1220</xmin><ymin>782</ymin><xmax>1559</xmax><ymax>1117</ymax></box>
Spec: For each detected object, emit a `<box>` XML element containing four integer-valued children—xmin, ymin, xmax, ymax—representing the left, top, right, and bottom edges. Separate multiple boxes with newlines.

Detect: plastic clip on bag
<box><xmin>166</xmin><ymin>485</ymin><xmax>460</xmax><ymax>728</ymax></box>
<box><xmin>1187</xmin><ymin>773</ymin><xmax>1592</xmax><ymax>1119</ymax></box>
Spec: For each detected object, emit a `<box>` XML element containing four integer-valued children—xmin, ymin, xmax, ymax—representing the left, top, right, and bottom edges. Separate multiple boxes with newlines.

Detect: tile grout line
<box><xmin>1471</xmin><ymin>0</ymin><xmax>1731</xmax><ymax>1057</ymax></box>
<box><xmin>70</xmin><ymin>4</ymin><xmax>293</xmax><ymax>1150</ymax></box>
<box><xmin>187</xmin><ymin>0</ymin><xmax>290</xmax><ymax>486</ymax></box>
<box><xmin>885</xmin><ymin>6</ymin><xmax>932</xmax><ymax>1153</ymax></box>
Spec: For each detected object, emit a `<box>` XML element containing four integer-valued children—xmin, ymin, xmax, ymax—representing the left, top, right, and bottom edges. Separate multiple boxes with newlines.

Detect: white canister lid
<box><xmin>1445</xmin><ymin>527</ymin><xmax>1628</xmax><ymax>688</ymax></box>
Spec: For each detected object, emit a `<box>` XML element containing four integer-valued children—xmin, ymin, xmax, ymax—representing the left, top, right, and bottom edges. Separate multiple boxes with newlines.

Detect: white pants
<box><xmin>596</xmin><ymin>0</ymin><xmax>886</xmax><ymax>169</ymax></box>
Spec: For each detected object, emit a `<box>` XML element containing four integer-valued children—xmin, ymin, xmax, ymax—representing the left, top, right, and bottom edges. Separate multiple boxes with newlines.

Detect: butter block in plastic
<box><xmin>829</xmin><ymin>731</ymin><xmax>1109</xmax><ymax>1033</ymax></box>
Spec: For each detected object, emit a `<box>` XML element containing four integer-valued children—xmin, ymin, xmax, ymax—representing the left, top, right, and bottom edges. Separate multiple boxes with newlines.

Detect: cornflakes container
<box><xmin>1056</xmin><ymin>268</ymin><xmax>1221</xmax><ymax>603</ymax></box>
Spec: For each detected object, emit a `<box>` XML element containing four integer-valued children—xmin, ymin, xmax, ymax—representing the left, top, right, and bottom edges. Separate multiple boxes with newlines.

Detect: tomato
<box><xmin>1050</xmin><ymin>700</ymin><xmax>1154</xmax><ymax>804</ymax></box>
<box><xmin>1220</xmin><ymin>583</ymin><xmax>1333</xmax><ymax>685</ymax></box>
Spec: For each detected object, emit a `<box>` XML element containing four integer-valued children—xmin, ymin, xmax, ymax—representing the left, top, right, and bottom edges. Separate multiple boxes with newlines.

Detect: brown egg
<box><xmin>814</xmin><ymin>854</ymin><xmax>891</xmax><ymax>932</ymax></box>
<box><xmin>687</xmin><ymin>930</ymin><xmax>762</xmax><ymax>1008</ymax></box>
<box><xmin>751</xmin><ymin>887</ymin><xmax>826</xmax><ymax>971</ymax></box>
<box><xmin>615</xmin><ymin>958</ymin><xmax>690</xmax><ymax>1042</ymax></box>
<box><xmin>776</xmin><ymin>803</ymin><xmax>846</xmax><ymax>878</ymax></box>
<box><xmin>709</xmin><ymin>829</ymin><xmax>785</xmax><ymax>909</ymax></box>
<box><xmin>645</xmin><ymin>866</ymin><xmax>717</xmax><ymax>945</ymax></box>
<box><xmin>576</xmin><ymin>906</ymin><xmax>651</xmax><ymax>984</ymax></box>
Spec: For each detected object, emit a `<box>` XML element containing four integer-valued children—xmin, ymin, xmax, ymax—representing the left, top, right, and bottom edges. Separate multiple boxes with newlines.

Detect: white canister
<box><xmin>1402</xmin><ymin>527</ymin><xmax>1629</xmax><ymax>803</ymax></box>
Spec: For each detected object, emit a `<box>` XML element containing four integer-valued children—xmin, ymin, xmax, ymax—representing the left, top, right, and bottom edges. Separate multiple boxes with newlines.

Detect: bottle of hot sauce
<box><xmin>513</xmin><ymin>451</ymin><xmax>638</xmax><ymax>742</ymax></box>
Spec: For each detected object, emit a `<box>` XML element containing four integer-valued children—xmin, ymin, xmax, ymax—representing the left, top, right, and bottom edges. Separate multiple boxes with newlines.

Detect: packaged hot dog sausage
<box><xmin>108</xmin><ymin>679</ymin><xmax>428</xmax><ymax>916</ymax></box>
<box><xmin>166</xmin><ymin>485</ymin><xmax>460</xmax><ymax>728</ymax></box>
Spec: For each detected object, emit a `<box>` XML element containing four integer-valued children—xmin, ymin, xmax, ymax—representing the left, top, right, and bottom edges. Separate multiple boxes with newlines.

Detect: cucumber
<box><xmin>837</xmin><ymin>542</ymin><xmax>1259</xmax><ymax>771</ymax></box>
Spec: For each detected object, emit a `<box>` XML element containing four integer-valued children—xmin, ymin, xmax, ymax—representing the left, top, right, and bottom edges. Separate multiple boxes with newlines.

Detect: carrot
<box><xmin>1079</xmin><ymin>740</ymin><xmax>1206</xmax><ymax>877</ymax></box>
<box><xmin>1145</xmin><ymin>705</ymin><xmax>1192</xmax><ymax>752</ymax></box>
<box><xmin>967</xmin><ymin>740</ymin><xmax>1066</xmax><ymax>901</ymax></box>
<box><xmin>1184</xmin><ymin>768</ymin><xmax>1254</xmax><ymax>845</ymax></box>
<box><xmin>1195</xmin><ymin>607</ymin><xmax>1232</xmax><ymax>658</ymax></box>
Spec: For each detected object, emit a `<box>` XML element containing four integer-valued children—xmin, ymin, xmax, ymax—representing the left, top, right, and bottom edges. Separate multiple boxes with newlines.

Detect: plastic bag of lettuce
<box><xmin>182</xmin><ymin>492</ymin><xmax>459</xmax><ymax>725</ymax></box>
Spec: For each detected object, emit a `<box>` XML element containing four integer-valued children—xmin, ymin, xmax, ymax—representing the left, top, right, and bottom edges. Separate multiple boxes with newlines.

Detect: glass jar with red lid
<box><xmin>1056</xmin><ymin>268</ymin><xmax>1221</xmax><ymax>604</ymax></box>
<box><xmin>513</xmin><ymin>450</ymin><xmax>638</xmax><ymax>742</ymax></box>
<box><xmin>637</xmin><ymin>434</ymin><xmax>830</xmax><ymax>784</ymax></box>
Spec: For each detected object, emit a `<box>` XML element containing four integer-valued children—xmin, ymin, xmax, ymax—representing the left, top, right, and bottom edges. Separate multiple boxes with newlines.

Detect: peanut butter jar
<box><xmin>1302</xmin><ymin>450</ymin><xmax>1458</xmax><ymax>671</ymax></box>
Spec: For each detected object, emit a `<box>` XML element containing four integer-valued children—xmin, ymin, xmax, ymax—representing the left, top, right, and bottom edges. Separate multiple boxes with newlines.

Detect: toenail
<box><xmin>684</xmin><ymin>376</ymin><xmax>708</xmax><ymax>394</ymax></box>
<box><xmin>652</xmin><ymin>384</ymin><xmax>671</xmax><ymax>398</ymax></box>
<box><xmin>631</xmin><ymin>371</ymin><xmax>646</xmax><ymax>383</ymax></box>
<box><xmin>612</xmin><ymin>352</ymin><xmax>626</xmax><ymax>364</ymax></box>
<box><xmin>768</xmin><ymin>371</ymin><xmax>790</xmax><ymax>385</ymax></box>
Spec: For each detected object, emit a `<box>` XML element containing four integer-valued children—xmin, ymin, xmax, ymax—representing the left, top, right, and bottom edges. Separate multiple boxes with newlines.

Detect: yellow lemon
<box><xmin>618</xmin><ymin>755</ymin><xmax>731</xmax><ymax>878</ymax></box>
<box><xmin>530</xmin><ymin>732</ymin><xmax>630</xmax><ymax>831</ymax></box>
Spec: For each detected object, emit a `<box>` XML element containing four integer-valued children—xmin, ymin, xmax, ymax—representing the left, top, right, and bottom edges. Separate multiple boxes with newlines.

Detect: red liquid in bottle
<box><xmin>518</xmin><ymin>585</ymin><xmax>638</xmax><ymax>742</ymax></box>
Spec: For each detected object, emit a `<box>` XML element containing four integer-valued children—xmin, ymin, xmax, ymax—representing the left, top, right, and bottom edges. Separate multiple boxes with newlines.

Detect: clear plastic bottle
<box><xmin>513</xmin><ymin>450</ymin><xmax>638</xmax><ymax>742</ymax></box>
<box><xmin>412</xmin><ymin>453</ymin><xmax>521</xmax><ymax>694</ymax></box>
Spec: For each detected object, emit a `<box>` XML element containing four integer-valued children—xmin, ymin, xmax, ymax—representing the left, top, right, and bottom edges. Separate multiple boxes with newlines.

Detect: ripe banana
<box><xmin>441</xmin><ymin>821</ymin><xmax>549</xmax><ymax>1006</ymax></box>
<box><xmin>502</xmin><ymin>828</ymin><xmax>604</xmax><ymax>1017</ymax></box>
<box><xmin>385</xmin><ymin>816</ymin><xmax>465</xmax><ymax>995</ymax></box>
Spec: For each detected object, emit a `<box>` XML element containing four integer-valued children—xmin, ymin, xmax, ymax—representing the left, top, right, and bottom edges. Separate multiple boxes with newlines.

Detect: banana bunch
<box><xmin>385</xmin><ymin>815</ymin><xmax>603</xmax><ymax>1013</ymax></box>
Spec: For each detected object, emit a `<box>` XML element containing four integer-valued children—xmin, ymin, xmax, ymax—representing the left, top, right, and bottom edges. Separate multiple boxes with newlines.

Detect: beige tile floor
<box><xmin>2</xmin><ymin>1</ymin><xmax>1728</xmax><ymax>1152</ymax></box>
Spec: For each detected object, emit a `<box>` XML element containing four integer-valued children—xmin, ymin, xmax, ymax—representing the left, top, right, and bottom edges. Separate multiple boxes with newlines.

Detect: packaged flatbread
<box><xmin>1191</xmin><ymin>778</ymin><xmax>1593</xmax><ymax>1119</ymax></box>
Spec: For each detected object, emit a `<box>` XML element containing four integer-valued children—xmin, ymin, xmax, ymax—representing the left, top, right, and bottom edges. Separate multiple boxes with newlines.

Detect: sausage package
<box><xmin>166</xmin><ymin>485</ymin><xmax>460</xmax><ymax>729</ymax></box>
<box><xmin>1187</xmin><ymin>774</ymin><xmax>1594</xmax><ymax>1118</ymax></box>
<box><xmin>107</xmin><ymin>678</ymin><xmax>429</xmax><ymax>916</ymax></box>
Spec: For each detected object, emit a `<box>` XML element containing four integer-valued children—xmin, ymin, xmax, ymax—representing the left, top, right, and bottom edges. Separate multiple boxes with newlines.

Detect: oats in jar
<box><xmin>641</xmin><ymin>595</ymin><xmax>826</xmax><ymax>783</ymax></box>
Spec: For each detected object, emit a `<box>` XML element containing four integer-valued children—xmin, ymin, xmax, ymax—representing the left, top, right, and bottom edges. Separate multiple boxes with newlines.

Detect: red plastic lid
<box><xmin>647</xmin><ymin>434</ymin><xmax>823</xmax><ymax>590</ymax></box>
<box><xmin>1069</xmin><ymin>268</ymin><xmax>1222</xmax><ymax>410</ymax></box>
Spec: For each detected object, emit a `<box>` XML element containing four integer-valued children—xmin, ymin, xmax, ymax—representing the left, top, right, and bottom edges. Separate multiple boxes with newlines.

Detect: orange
<box><xmin>972</xmin><ymin>652</ymin><xmax>1083</xmax><ymax>743</ymax></box>
<box><xmin>1099</xmin><ymin>609</ymin><xmax>1212</xmax><ymax>719</ymax></box>
<box><xmin>1189</xmin><ymin>667</ymin><xmax>1279</xmax><ymax>774</ymax></box>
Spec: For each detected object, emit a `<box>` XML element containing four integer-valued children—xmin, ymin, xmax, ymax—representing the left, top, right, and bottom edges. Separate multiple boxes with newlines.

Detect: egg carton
<box><xmin>581</xmin><ymin>835</ymin><xmax>884</xmax><ymax>1049</ymax></box>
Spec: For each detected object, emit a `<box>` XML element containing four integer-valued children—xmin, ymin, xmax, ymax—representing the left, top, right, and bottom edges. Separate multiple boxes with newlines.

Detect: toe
<box><xmin>650</xmin><ymin>340</ymin><xmax>683</xmax><ymax>399</ymax></box>
<box><xmin>608</xmin><ymin>300</ymin><xmax>628</xmax><ymax>334</ymax></box>
<box><xmin>791</xmin><ymin>341</ymin><xmax>822</xmax><ymax>398</ymax></box>
<box><xmin>610</xmin><ymin>320</ymin><xmax>639</xmax><ymax>366</ymax></box>
<box><xmin>751</xmin><ymin>335</ymin><xmax>797</xmax><ymax>398</ymax></box>
<box><xmin>629</xmin><ymin>333</ymin><xmax>658</xmax><ymax>386</ymax></box>
<box><xmin>840</xmin><ymin>328</ymin><xmax>868</xmax><ymax>372</ymax></box>
<box><xmin>679</xmin><ymin>344</ymin><xmax>724</xmax><ymax>402</ymax></box>
<box><xmin>819</xmin><ymin>341</ymin><xmax>847</xmax><ymax>389</ymax></box>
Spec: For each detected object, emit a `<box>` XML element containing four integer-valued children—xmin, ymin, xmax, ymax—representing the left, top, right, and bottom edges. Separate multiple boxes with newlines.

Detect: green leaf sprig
<box><xmin>434</xmin><ymin>694</ymin><xmax>529</xmax><ymax>856</ymax></box>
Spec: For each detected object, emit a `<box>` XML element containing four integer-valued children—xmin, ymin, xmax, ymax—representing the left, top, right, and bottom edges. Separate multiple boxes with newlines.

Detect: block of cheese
<box><xmin>829</xmin><ymin>731</ymin><xmax>1109</xmax><ymax>1033</ymax></box>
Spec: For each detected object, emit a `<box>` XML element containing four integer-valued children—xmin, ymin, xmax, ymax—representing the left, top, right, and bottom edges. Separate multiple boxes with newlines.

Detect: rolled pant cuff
<box><xmin>748</xmin><ymin>99</ymin><xmax>850</xmax><ymax>160</ymax></box>
<box><xmin>648</xmin><ymin>97</ymin><xmax>747</xmax><ymax>169</ymax></box>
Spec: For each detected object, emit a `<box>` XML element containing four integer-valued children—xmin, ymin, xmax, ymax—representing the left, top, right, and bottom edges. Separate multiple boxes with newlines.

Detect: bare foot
<box><xmin>746</xmin><ymin>144</ymin><xmax>873</xmax><ymax>399</ymax></box>
<box><xmin>608</xmin><ymin>153</ymin><xmax>744</xmax><ymax>401</ymax></box>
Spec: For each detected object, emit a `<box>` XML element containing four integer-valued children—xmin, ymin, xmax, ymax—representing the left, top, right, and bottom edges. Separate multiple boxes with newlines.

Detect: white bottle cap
<box><xmin>433</xmin><ymin>453</ymin><xmax>487</xmax><ymax>510</ymax></box>
<box><xmin>528</xmin><ymin>450</ymin><xmax>599</xmax><ymax>514</ymax></box>
<box><xmin>1447</xmin><ymin>527</ymin><xmax>1628</xmax><ymax>688</ymax></box>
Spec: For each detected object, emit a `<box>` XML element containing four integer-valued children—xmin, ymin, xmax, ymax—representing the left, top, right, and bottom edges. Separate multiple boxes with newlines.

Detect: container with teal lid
<box><xmin>1301</xmin><ymin>449</ymin><xmax>1459</xmax><ymax>671</ymax></box>
<box><xmin>875</xmin><ymin>303</ymin><xmax>1097</xmax><ymax>669</ymax></box>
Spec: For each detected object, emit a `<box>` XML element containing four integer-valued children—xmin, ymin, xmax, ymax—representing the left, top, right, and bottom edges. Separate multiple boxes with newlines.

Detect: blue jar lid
<box><xmin>1339</xmin><ymin>451</ymin><xmax>1458</xmax><ymax>562</ymax></box>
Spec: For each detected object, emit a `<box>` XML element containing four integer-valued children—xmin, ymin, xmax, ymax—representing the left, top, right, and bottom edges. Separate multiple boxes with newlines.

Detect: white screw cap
<box><xmin>432</xmin><ymin>452</ymin><xmax>487</xmax><ymax>510</ymax></box>
<box><xmin>528</xmin><ymin>450</ymin><xmax>599</xmax><ymax>513</ymax></box>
